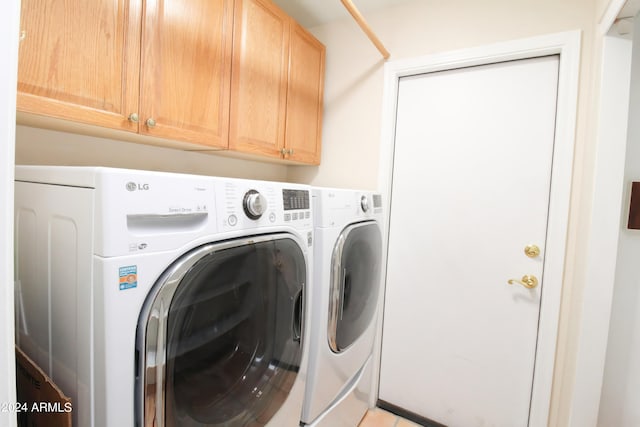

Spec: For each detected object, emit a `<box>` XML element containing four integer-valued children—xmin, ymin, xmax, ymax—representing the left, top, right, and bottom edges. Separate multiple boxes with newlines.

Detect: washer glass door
<box><xmin>328</xmin><ymin>221</ymin><xmax>382</xmax><ymax>353</ymax></box>
<box><xmin>137</xmin><ymin>235</ymin><xmax>306</xmax><ymax>427</ymax></box>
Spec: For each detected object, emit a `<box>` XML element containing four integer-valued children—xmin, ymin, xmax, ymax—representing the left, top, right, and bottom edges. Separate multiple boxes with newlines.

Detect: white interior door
<box><xmin>379</xmin><ymin>55</ymin><xmax>559</xmax><ymax>427</ymax></box>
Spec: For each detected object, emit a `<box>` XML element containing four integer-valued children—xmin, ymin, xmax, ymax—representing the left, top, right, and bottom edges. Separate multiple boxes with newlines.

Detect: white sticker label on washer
<box><xmin>119</xmin><ymin>265</ymin><xmax>138</xmax><ymax>291</ymax></box>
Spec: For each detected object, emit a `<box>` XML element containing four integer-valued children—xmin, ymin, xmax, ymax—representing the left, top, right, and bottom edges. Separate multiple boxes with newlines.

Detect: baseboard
<box><xmin>377</xmin><ymin>400</ymin><xmax>447</xmax><ymax>427</ymax></box>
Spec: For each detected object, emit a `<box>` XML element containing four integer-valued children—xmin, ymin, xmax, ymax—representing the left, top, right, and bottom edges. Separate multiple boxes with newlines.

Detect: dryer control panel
<box><xmin>312</xmin><ymin>187</ymin><xmax>384</xmax><ymax>228</ymax></box>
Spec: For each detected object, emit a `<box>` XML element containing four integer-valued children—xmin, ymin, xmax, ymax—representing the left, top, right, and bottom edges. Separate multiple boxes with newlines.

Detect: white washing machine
<box><xmin>14</xmin><ymin>166</ymin><xmax>314</xmax><ymax>427</ymax></box>
<box><xmin>301</xmin><ymin>188</ymin><xmax>383</xmax><ymax>426</ymax></box>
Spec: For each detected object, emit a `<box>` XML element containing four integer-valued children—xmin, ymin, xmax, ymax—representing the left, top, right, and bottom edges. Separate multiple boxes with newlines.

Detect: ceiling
<box><xmin>271</xmin><ymin>0</ymin><xmax>411</xmax><ymax>28</ymax></box>
<box><xmin>618</xmin><ymin>0</ymin><xmax>640</xmax><ymax>18</ymax></box>
<box><xmin>273</xmin><ymin>0</ymin><xmax>640</xmax><ymax>29</ymax></box>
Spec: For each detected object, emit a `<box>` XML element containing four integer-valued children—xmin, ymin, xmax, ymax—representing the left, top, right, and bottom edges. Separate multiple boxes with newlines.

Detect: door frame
<box><xmin>568</xmin><ymin>32</ymin><xmax>631</xmax><ymax>427</ymax></box>
<box><xmin>1</xmin><ymin>1</ymin><xmax>20</xmax><ymax>426</ymax></box>
<box><xmin>374</xmin><ymin>31</ymin><xmax>581</xmax><ymax>426</ymax></box>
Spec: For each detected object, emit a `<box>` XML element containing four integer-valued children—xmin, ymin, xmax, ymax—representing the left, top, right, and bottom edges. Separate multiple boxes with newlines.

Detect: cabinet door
<box><xmin>17</xmin><ymin>0</ymin><xmax>141</xmax><ymax>131</ymax></box>
<box><xmin>285</xmin><ymin>23</ymin><xmax>325</xmax><ymax>165</ymax></box>
<box><xmin>139</xmin><ymin>0</ymin><xmax>233</xmax><ymax>148</ymax></box>
<box><xmin>229</xmin><ymin>0</ymin><xmax>289</xmax><ymax>159</ymax></box>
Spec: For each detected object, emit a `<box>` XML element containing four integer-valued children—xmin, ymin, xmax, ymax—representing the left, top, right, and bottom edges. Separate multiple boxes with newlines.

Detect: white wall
<box><xmin>1</xmin><ymin>1</ymin><xmax>20</xmax><ymax>426</ymax></box>
<box><xmin>598</xmin><ymin>15</ymin><xmax>640</xmax><ymax>427</ymax></box>
<box><xmin>289</xmin><ymin>0</ymin><xmax>602</xmax><ymax>425</ymax></box>
<box><xmin>16</xmin><ymin>126</ymin><xmax>288</xmax><ymax>182</ymax></box>
<box><xmin>597</xmin><ymin>0</ymin><xmax>610</xmax><ymax>20</ymax></box>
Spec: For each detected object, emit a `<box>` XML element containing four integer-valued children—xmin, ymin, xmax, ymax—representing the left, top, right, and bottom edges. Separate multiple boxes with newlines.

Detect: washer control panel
<box><xmin>283</xmin><ymin>189</ymin><xmax>311</xmax><ymax>223</ymax></box>
<box><xmin>219</xmin><ymin>180</ymin><xmax>312</xmax><ymax>230</ymax></box>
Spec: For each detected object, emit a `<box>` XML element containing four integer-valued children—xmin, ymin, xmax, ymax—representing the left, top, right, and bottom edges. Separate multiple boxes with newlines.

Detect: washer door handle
<box><xmin>292</xmin><ymin>289</ymin><xmax>303</xmax><ymax>343</ymax></box>
<box><xmin>339</xmin><ymin>268</ymin><xmax>348</xmax><ymax>321</ymax></box>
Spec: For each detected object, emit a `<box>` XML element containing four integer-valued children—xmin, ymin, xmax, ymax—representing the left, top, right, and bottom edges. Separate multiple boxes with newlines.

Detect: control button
<box><xmin>243</xmin><ymin>189</ymin><xmax>267</xmax><ymax>220</ymax></box>
<box><xmin>269</xmin><ymin>212</ymin><xmax>276</xmax><ymax>223</ymax></box>
<box><xmin>228</xmin><ymin>214</ymin><xmax>238</xmax><ymax>226</ymax></box>
<box><xmin>361</xmin><ymin>195</ymin><xmax>370</xmax><ymax>213</ymax></box>
<box><xmin>292</xmin><ymin>212</ymin><xmax>299</xmax><ymax>220</ymax></box>
<box><xmin>305</xmin><ymin>211</ymin><xmax>310</xmax><ymax>219</ymax></box>
<box><xmin>284</xmin><ymin>213</ymin><xmax>291</xmax><ymax>221</ymax></box>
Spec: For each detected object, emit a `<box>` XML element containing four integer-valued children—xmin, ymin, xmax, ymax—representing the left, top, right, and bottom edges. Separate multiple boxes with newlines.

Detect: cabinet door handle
<box><xmin>128</xmin><ymin>113</ymin><xmax>139</xmax><ymax>123</ymax></box>
<box><xmin>280</xmin><ymin>148</ymin><xmax>295</xmax><ymax>158</ymax></box>
<box><xmin>146</xmin><ymin>118</ymin><xmax>156</xmax><ymax>128</ymax></box>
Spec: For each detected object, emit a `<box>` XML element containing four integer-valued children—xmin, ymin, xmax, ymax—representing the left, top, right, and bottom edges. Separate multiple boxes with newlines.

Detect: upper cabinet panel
<box><xmin>285</xmin><ymin>22</ymin><xmax>325</xmax><ymax>165</ymax></box>
<box><xmin>229</xmin><ymin>0</ymin><xmax>289</xmax><ymax>158</ymax></box>
<box><xmin>17</xmin><ymin>0</ymin><xmax>141</xmax><ymax>131</ymax></box>
<box><xmin>139</xmin><ymin>0</ymin><xmax>233</xmax><ymax>148</ymax></box>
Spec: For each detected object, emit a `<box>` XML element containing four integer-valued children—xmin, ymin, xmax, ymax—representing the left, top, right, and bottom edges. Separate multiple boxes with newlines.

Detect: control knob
<box><xmin>243</xmin><ymin>190</ymin><xmax>267</xmax><ymax>219</ymax></box>
<box><xmin>360</xmin><ymin>195</ymin><xmax>369</xmax><ymax>213</ymax></box>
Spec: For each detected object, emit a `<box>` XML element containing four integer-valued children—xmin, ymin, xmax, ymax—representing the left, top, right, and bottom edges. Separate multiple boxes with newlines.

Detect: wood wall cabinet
<box><xmin>229</xmin><ymin>0</ymin><xmax>325</xmax><ymax>165</ymax></box>
<box><xmin>17</xmin><ymin>0</ymin><xmax>324</xmax><ymax>163</ymax></box>
<box><xmin>17</xmin><ymin>0</ymin><xmax>142</xmax><ymax>133</ymax></box>
<box><xmin>18</xmin><ymin>0</ymin><xmax>233</xmax><ymax>149</ymax></box>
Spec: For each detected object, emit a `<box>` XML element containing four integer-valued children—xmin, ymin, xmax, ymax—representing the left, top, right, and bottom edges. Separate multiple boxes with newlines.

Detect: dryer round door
<box><xmin>136</xmin><ymin>234</ymin><xmax>306</xmax><ymax>427</ymax></box>
<box><xmin>328</xmin><ymin>221</ymin><xmax>383</xmax><ymax>353</ymax></box>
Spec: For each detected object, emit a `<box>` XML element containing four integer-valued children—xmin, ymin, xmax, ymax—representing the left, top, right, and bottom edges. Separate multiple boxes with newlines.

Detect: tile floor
<box><xmin>358</xmin><ymin>408</ymin><xmax>423</xmax><ymax>427</ymax></box>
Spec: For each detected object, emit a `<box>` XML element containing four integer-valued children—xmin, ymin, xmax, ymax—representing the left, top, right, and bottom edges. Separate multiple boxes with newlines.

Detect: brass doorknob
<box><xmin>508</xmin><ymin>275</ymin><xmax>538</xmax><ymax>289</ymax></box>
<box><xmin>524</xmin><ymin>244</ymin><xmax>540</xmax><ymax>258</ymax></box>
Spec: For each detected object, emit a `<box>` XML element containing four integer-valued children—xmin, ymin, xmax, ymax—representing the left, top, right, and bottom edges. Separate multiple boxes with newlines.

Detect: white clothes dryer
<box><xmin>301</xmin><ymin>188</ymin><xmax>383</xmax><ymax>426</ymax></box>
<box><xmin>14</xmin><ymin>166</ymin><xmax>314</xmax><ymax>427</ymax></box>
